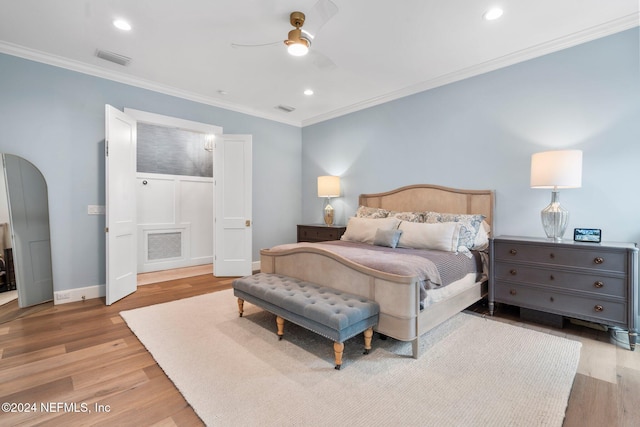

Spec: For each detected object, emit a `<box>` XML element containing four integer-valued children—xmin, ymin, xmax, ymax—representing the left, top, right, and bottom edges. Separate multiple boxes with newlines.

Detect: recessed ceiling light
<box><xmin>483</xmin><ymin>8</ymin><xmax>504</xmax><ymax>21</ymax></box>
<box><xmin>303</xmin><ymin>89</ymin><xmax>314</xmax><ymax>96</ymax></box>
<box><xmin>113</xmin><ymin>19</ymin><xmax>132</xmax><ymax>31</ymax></box>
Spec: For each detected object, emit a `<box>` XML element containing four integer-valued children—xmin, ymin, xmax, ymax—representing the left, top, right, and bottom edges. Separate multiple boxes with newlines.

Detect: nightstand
<box><xmin>297</xmin><ymin>224</ymin><xmax>346</xmax><ymax>243</ymax></box>
<box><xmin>489</xmin><ymin>235</ymin><xmax>638</xmax><ymax>350</ymax></box>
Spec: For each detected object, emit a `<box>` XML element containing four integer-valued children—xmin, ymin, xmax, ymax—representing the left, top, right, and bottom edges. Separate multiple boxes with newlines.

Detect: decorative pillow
<box><xmin>341</xmin><ymin>217</ymin><xmax>401</xmax><ymax>245</ymax></box>
<box><xmin>424</xmin><ymin>212</ymin><xmax>486</xmax><ymax>249</ymax></box>
<box><xmin>387</xmin><ymin>211</ymin><xmax>425</xmax><ymax>223</ymax></box>
<box><xmin>355</xmin><ymin>206</ymin><xmax>389</xmax><ymax>219</ymax></box>
<box><xmin>397</xmin><ymin>221</ymin><xmax>461</xmax><ymax>252</ymax></box>
<box><xmin>373</xmin><ymin>228</ymin><xmax>403</xmax><ymax>248</ymax></box>
<box><xmin>472</xmin><ymin>221</ymin><xmax>491</xmax><ymax>251</ymax></box>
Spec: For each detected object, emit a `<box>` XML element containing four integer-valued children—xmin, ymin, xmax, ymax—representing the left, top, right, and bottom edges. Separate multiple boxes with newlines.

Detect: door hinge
<box><xmin>245</xmin><ymin>220</ymin><xmax>251</xmax><ymax>227</ymax></box>
<box><xmin>105</xmin><ymin>227</ymin><xmax>109</xmax><ymax>233</ymax></box>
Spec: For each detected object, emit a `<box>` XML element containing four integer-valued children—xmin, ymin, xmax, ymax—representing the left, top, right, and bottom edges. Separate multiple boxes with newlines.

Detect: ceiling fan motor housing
<box><xmin>284</xmin><ymin>12</ymin><xmax>310</xmax><ymax>49</ymax></box>
<box><xmin>290</xmin><ymin>11</ymin><xmax>305</xmax><ymax>28</ymax></box>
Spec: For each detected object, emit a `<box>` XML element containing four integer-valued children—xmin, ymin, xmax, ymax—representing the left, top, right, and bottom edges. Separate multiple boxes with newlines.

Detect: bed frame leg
<box><xmin>276</xmin><ymin>316</ymin><xmax>285</xmax><ymax>340</ymax></box>
<box><xmin>411</xmin><ymin>339</ymin><xmax>420</xmax><ymax>359</ymax></box>
<box><xmin>237</xmin><ymin>298</ymin><xmax>244</xmax><ymax>317</ymax></box>
<box><xmin>334</xmin><ymin>342</ymin><xmax>344</xmax><ymax>369</ymax></box>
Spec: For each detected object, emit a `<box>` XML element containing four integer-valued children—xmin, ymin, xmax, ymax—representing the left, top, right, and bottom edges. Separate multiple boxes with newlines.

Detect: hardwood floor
<box><xmin>1</xmin><ymin>275</ymin><xmax>638</xmax><ymax>426</ymax></box>
<box><xmin>0</xmin><ymin>274</ymin><xmax>232</xmax><ymax>426</ymax></box>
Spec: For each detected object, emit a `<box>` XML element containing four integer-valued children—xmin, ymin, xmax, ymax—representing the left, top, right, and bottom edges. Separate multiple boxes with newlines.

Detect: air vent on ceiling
<box><xmin>95</xmin><ymin>49</ymin><xmax>132</xmax><ymax>66</ymax></box>
<box><xmin>275</xmin><ymin>105</ymin><xmax>296</xmax><ymax>113</ymax></box>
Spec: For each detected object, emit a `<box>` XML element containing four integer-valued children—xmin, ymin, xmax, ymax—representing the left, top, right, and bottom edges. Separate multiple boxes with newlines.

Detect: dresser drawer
<box><xmin>494</xmin><ymin>282</ymin><xmax>626</xmax><ymax>325</ymax></box>
<box><xmin>494</xmin><ymin>263</ymin><xmax>626</xmax><ymax>298</ymax></box>
<box><xmin>494</xmin><ymin>241</ymin><xmax>627</xmax><ymax>273</ymax></box>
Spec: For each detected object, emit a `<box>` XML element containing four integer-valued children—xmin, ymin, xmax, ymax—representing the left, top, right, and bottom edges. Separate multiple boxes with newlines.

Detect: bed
<box><xmin>260</xmin><ymin>184</ymin><xmax>494</xmax><ymax>358</ymax></box>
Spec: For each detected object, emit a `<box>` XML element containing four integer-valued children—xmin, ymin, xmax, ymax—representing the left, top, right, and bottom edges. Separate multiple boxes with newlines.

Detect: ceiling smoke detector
<box><xmin>95</xmin><ymin>49</ymin><xmax>132</xmax><ymax>66</ymax></box>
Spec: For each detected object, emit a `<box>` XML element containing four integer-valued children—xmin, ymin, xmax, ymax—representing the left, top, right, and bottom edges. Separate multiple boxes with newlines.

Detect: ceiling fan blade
<box><xmin>309</xmin><ymin>49</ymin><xmax>336</xmax><ymax>70</ymax></box>
<box><xmin>231</xmin><ymin>40</ymin><xmax>281</xmax><ymax>49</ymax></box>
<box><xmin>301</xmin><ymin>0</ymin><xmax>338</xmax><ymax>41</ymax></box>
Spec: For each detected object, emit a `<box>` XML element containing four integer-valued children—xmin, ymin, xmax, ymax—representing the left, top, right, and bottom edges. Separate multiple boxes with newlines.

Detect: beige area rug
<box><xmin>120</xmin><ymin>289</ymin><xmax>582</xmax><ymax>427</ymax></box>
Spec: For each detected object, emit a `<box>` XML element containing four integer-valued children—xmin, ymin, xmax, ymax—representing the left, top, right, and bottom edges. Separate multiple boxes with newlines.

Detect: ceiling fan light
<box><xmin>285</xmin><ymin>28</ymin><xmax>310</xmax><ymax>56</ymax></box>
<box><xmin>287</xmin><ymin>41</ymin><xmax>309</xmax><ymax>56</ymax></box>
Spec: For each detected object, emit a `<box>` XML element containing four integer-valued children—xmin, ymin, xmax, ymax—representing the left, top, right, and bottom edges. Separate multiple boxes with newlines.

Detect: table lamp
<box><xmin>317</xmin><ymin>176</ymin><xmax>340</xmax><ymax>226</ymax></box>
<box><xmin>530</xmin><ymin>150</ymin><xmax>582</xmax><ymax>241</ymax></box>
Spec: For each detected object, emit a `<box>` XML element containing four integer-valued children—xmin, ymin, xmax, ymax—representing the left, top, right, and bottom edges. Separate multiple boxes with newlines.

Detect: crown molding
<box><xmin>301</xmin><ymin>14</ymin><xmax>640</xmax><ymax>127</ymax></box>
<box><xmin>0</xmin><ymin>41</ymin><xmax>302</xmax><ymax>127</ymax></box>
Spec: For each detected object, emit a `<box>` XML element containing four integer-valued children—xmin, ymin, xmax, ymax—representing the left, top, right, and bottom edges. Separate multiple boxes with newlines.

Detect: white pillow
<box><xmin>340</xmin><ymin>217</ymin><xmax>401</xmax><ymax>245</ymax></box>
<box><xmin>397</xmin><ymin>221</ymin><xmax>461</xmax><ymax>252</ymax></box>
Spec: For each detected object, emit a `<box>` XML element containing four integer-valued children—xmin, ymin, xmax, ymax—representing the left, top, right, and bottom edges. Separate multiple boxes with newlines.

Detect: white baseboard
<box><xmin>54</xmin><ymin>284</ymin><xmax>105</xmax><ymax>305</ymax></box>
<box><xmin>53</xmin><ymin>262</ymin><xmax>261</xmax><ymax>305</ymax></box>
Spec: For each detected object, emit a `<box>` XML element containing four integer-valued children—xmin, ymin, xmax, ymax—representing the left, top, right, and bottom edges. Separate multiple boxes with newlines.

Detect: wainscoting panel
<box><xmin>137</xmin><ymin>173</ymin><xmax>213</xmax><ymax>273</ymax></box>
<box><xmin>137</xmin><ymin>176</ymin><xmax>176</xmax><ymax>224</ymax></box>
<box><xmin>179</xmin><ymin>179</ymin><xmax>213</xmax><ymax>262</ymax></box>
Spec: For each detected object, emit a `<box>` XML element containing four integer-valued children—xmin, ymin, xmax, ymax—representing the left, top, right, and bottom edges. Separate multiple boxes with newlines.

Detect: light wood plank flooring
<box><xmin>1</xmin><ymin>275</ymin><xmax>638</xmax><ymax>426</ymax></box>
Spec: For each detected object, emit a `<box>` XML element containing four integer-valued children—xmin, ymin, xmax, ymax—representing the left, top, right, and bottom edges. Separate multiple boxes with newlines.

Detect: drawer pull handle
<box><xmin>509</xmin><ymin>289</ymin><xmax>517</xmax><ymax>296</ymax></box>
<box><xmin>509</xmin><ymin>269</ymin><xmax>517</xmax><ymax>276</ymax></box>
<box><xmin>594</xmin><ymin>305</ymin><xmax>604</xmax><ymax>312</ymax></box>
<box><xmin>549</xmin><ymin>275</ymin><xmax>555</xmax><ymax>280</ymax></box>
<box><xmin>550</xmin><ymin>297</ymin><xmax>554</xmax><ymax>302</ymax></box>
<box><xmin>594</xmin><ymin>281</ymin><xmax>604</xmax><ymax>288</ymax></box>
<box><xmin>509</xmin><ymin>249</ymin><xmax>517</xmax><ymax>255</ymax></box>
<box><xmin>549</xmin><ymin>253</ymin><xmax>555</xmax><ymax>259</ymax></box>
<box><xmin>594</xmin><ymin>257</ymin><xmax>604</xmax><ymax>265</ymax></box>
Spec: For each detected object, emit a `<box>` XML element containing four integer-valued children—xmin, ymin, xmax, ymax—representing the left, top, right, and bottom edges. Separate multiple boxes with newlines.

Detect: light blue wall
<box><xmin>0</xmin><ymin>53</ymin><xmax>301</xmax><ymax>292</ymax></box>
<box><xmin>1</xmin><ymin>27</ymin><xmax>638</xmax><ymax>295</ymax></box>
<box><xmin>302</xmin><ymin>29</ymin><xmax>640</xmax><ymax>248</ymax></box>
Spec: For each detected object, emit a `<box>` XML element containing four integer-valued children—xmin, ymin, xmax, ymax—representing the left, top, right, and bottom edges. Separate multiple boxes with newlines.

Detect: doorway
<box><xmin>0</xmin><ymin>154</ymin><xmax>54</xmax><ymax>323</ymax></box>
<box><xmin>125</xmin><ymin>109</ymin><xmax>220</xmax><ymax>276</ymax></box>
<box><xmin>106</xmin><ymin>106</ymin><xmax>253</xmax><ymax>305</ymax></box>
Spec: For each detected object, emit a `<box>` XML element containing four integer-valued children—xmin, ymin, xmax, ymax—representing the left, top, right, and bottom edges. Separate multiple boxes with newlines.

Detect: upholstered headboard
<box><xmin>358</xmin><ymin>184</ymin><xmax>495</xmax><ymax>229</ymax></box>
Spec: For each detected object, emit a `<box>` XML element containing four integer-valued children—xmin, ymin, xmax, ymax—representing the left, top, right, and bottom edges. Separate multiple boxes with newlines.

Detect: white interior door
<box><xmin>105</xmin><ymin>105</ymin><xmax>137</xmax><ymax>305</ymax></box>
<box><xmin>214</xmin><ymin>135</ymin><xmax>252</xmax><ymax>277</ymax></box>
<box><xmin>3</xmin><ymin>154</ymin><xmax>53</xmax><ymax>308</ymax></box>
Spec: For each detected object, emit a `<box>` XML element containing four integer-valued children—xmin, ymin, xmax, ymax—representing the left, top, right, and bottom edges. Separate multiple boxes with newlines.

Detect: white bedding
<box><xmin>422</xmin><ymin>272</ymin><xmax>478</xmax><ymax>308</ymax></box>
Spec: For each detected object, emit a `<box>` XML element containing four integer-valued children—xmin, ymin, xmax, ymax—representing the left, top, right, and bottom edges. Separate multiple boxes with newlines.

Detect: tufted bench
<box><xmin>232</xmin><ymin>272</ymin><xmax>380</xmax><ymax>370</ymax></box>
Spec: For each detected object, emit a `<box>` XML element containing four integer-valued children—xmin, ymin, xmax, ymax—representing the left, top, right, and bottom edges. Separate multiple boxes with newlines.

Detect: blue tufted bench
<box><xmin>232</xmin><ymin>272</ymin><xmax>380</xmax><ymax>370</ymax></box>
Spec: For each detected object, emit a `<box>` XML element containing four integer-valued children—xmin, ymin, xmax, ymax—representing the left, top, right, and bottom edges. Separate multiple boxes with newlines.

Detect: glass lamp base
<box><xmin>323</xmin><ymin>201</ymin><xmax>334</xmax><ymax>226</ymax></box>
<box><xmin>540</xmin><ymin>191</ymin><xmax>569</xmax><ymax>241</ymax></box>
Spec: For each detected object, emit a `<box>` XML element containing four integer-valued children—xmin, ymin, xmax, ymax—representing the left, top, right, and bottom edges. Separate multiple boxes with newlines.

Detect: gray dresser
<box><xmin>489</xmin><ymin>236</ymin><xmax>638</xmax><ymax>350</ymax></box>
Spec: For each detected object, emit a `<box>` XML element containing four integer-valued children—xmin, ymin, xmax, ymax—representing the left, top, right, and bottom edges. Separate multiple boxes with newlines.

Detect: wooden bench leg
<box><xmin>363</xmin><ymin>327</ymin><xmax>373</xmax><ymax>355</ymax></box>
<box><xmin>276</xmin><ymin>316</ymin><xmax>285</xmax><ymax>340</ymax></box>
<box><xmin>333</xmin><ymin>342</ymin><xmax>344</xmax><ymax>370</ymax></box>
<box><xmin>237</xmin><ymin>298</ymin><xmax>244</xmax><ymax>317</ymax></box>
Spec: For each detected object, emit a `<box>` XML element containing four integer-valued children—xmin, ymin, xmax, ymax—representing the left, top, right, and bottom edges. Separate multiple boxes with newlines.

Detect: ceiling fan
<box><xmin>231</xmin><ymin>0</ymin><xmax>338</xmax><ymax>60</ymax></box>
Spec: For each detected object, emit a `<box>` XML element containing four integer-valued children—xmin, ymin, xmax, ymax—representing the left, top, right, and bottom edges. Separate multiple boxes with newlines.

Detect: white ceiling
<box><xmin>0</xmin><ymin>0</ymin><xmax>638</xmax><ymax>127</ymax></box>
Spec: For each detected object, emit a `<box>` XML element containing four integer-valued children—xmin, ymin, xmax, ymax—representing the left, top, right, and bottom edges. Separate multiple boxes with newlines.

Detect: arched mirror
<box><xmin>0</xmin><ymin>154</ymin><xmax>54</xmax><ymax>323</ymax></box>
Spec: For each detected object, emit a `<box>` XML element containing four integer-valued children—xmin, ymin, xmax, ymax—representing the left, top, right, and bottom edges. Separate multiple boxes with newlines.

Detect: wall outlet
<box><xmin>56</xmin><ymin>291</ymin><xmax>71</xmax><ymax>300</ymax></box>
<box><xmin>88</xmin><ymin>205</ymin><xmax>105</xmax><ymax>215</ymax></box>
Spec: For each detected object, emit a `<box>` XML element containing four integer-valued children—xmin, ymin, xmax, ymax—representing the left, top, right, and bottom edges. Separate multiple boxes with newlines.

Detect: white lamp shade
<box><xmin>530</xmin><ymin>150</ymin><xmax>582</xmax><ymax>189</ymax></box>
<box><xmin>317</xmin><ymin>176</ymin><xmax>340</xmax><ymax>197</ymax></box>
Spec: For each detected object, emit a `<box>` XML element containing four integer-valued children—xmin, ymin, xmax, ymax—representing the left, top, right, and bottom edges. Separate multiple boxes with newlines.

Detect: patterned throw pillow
<box><xmin>355</xmin><ymin>206</ymin><xmax>389</xmax><ymax>219</ymax></box>
<box><xmin>387</xmin><ymin>211</ymin><xmax>426</xmax><ymax>223</ymax></box>
<box><xmin>424</xmin><ymin>211</ymin><xmax>486</xmax><ymax>249</ymax></box>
